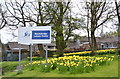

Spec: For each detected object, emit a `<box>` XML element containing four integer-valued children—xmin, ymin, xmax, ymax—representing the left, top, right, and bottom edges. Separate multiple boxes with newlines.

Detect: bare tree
<box><xmin>80</xmin><ymin>0</ymin><xmax>116</xmax><ymax>54</ymax></box>
<box><xmin>2</xmin><ymin>1</ymin><xmax>84</xmax><ymax>57</ymax></box>
<box><xmin>115</xmin><ymin>0</ymin><xmax>120</xmax><ymax>54</ymax></box>
<box><xmin>3</xmin><ymin>1</ymin><xmax>55</xmax><ymax>58</ymax></box>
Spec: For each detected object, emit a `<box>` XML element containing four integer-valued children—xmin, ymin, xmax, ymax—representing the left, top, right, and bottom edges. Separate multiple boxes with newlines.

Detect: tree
<box><xmin>81</xmin><ymin>1</ymin><xmax>115</xmax><ymax>53</ymax></box>
<box><xmin>35</xmin><ymin>2</ymin><xmax>53</xmax><ymax>58</ymax></box>
<box><xmin>4</xmin><ymin>1</ymin><xmax>53</xmax><ymax>58</ymax></box>
<box><xmin>115</xmin><ymin>0</ymin><xmax>120</xmax><ymax>54</ymax></box>
<box><xmin>49</xmin><ymin>2</ymin><xmax>84</xmax><ymax>56</ymax></box>
<box><xmin>101</xmin><ymin>31</ymin><xmax>118</xmax><ymax>38</ymax></box>
<box><xmin>51</xmin><ymin>2</ymin><xmax>70</xmax><ymax>56</ymax></box>
<box><xmin>2</xmin><ymin>1</ymin><xmax>84</xmax><ymax>57</ymax></box>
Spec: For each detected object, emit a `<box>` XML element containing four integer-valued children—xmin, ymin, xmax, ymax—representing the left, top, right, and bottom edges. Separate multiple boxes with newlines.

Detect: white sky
<box><xmin>0</xmin><ymin>0</ymin><xmax>119</xmax><ymax>44</ymax></box>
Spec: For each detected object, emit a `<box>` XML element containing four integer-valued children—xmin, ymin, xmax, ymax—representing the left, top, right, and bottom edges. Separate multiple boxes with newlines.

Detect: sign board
<box><xmin>31</xmin><ymin>26</ymin><xmax>51</xmax><ymax>44</ymax></box>
<box><xmin>18</xmin><ymin>27</ymin><xmax>32</xmax><ymax>45</ymax></box>
<box><xmin>32</xmin><ymin>30</ymin><xmax>50</xmax><ymax>39</ymax></box>
<box><xmin>18</xmin><ymin>26</ymin><xmax>51</xmax><ymax>45</ymax></box>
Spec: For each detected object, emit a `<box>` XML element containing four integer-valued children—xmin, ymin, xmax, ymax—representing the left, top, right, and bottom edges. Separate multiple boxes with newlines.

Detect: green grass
<box><xmin>1</xmin><ymin>60</ymin><xmax>29</xmax><ymax>73</ymax></box>
<box><xmin>3</xmin><ymin>60</ymin><xmax>118</xmax><ymax>77</ymax></box>
<box><xmin>118</xmin><ymin>59</ymin><xmax>120</xmax><ymax>79</ymax></box>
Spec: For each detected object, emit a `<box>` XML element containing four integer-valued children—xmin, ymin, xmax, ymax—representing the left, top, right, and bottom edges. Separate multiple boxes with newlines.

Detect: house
<box><xmin>98</xmin><ymin>36</ymin><xmax>118</xmax><ymax>49</ymax></box>
<box><xmin>80</xmin><ymin>36</ymin><xmax>119</xmax><ymax>50</ymax></box>
<box><xmin>67</xmin><ymin>36</ymin><xmax>119</xmax><ymax>51</ymax></box>
<box><xmin>3</xmin><ymin>42</ymin><xmax>29</xmax><ymax>61</ymax></box>
<box><xmin>3</xmin><ymin>42</ymin><xmax>56</xmax><ymax>61</ymax></box>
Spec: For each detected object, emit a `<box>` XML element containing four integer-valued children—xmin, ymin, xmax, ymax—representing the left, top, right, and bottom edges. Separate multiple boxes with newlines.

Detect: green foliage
<box><xmin>2</xmin><ymin>60</ymin><xmax>118</xmax><ymax>77</ymax></box>
<box><xmin>64</xmin><ymin>50</ymin><xmax>116</xmax><ymax>56</ymax></box>
<box><xmin>101</xmin><ymin>31</ymin><xmax>118</xmax><ymax>37</ymax></box>
<box><xmin>25</xmin><ymin>55</ymin><xmax>116</xmax><ymax>74</ymax></box>
<box><xmin>29</xmin><ymin>65</ymin><xmax>35</xmax><ymax>71</ymax></box>
<box><xmin>27</xmin><ymin>57</ymin><xmax>44</xmax><ymax>61</ymax></box>
<box><xmin>39</xmin><ymin>64</ymin><xmax>52</xmax><ymax>73</ymax></box>
<box><xmin>57</xmin><ymin>65</ymin><xmax>68</xmax><ymax>73</ymax></box>
<box><xmin>51</xmin><ymin>63</ymin><xmax>57</xmax><ymax>70</ymax></box>
<box><xmin>69</xmin><ymin>64</ymin><xmax>84</xmax><ymax>74</ymax></box>
<box><xmin>96</xmin><ymin>51</ymin><xmax>116</xmax><ymax>55</ymax></box>
<box><xmin>16</xmin><ymin>70</ymin><xmax>23</xmax><ymax>75</ymax></box>
<box><xmin>76</xmin><ymin>64</ymin><xmax>85</xmax><ymax>73</ymax></box>
<box><xmin>1</xmin><ymin>51</ymin><xmax>118</xmax><ymax>76</ymax></box>
<box><xmin>2</xmin><ymin>62</ymin><xmax>18</xmax><ymax>73</ymax></box>
<box><xmin>65</xmin><ymin>53</ymin><xmax>90</xmax><ymax>56</ymax></box>
<box><xmin>69</xmin><ymin>66</ymin><xmax>75</xmax><ymax>74</ymax></box>
<box><xmin>2</xmin><ymin>60</ymin><xmax>29</xmax><ymax>73</ymax></box>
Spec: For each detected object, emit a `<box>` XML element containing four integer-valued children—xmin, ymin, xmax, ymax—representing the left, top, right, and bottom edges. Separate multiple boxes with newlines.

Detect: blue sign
<box><xmin>32</xmin><ymin>30</ymin><xmax>50</xmax><ymax>39</ymax></box>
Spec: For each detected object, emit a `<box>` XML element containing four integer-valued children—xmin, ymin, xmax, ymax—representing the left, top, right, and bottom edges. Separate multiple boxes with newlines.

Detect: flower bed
<box><xmin>27</xmin><ymin>57</ymin><xmax>44</xmax><ymax>61</ymax></box>
<box><xmin>23</xmin><ymin>55</ymin><xmax>115</xmax><ymax>74</ymax></box>
<box><xmin>62</xmin><ymin>49</ymin><xmax>116</xmax><ymax>56</ymax></box>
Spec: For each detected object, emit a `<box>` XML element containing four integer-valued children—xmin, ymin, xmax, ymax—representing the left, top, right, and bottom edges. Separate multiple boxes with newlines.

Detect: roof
<box><xmin>8</xmin><ymin>42</ymin><xmax>29</xmax><ymax>49</ymax></box>
<box><xmin>67</xmin><ymin>41</ymin><xmax>80</xmax><ymax>48</ymax></box>
<box><xmin>98</xmin><ymin>36</ymin><xmax>118</xmax><ymax>43</ymax></box>
<box><xmin>80</xmin><ymin>36</ymin><xmax>101</xmax><ymax>42</ymax></box>
<box><xmin>80</xmin><ymin>36</ymin><xmax>118</xmax><ymax>43</ymax></box>
<box><xmin>6</xmin><ymin>42</ymin><xmax>56</xmax><ymax>52</ymax></box>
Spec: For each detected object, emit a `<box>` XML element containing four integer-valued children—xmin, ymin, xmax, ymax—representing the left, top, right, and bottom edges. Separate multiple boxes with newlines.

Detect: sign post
<box><xmin>18</xmin><ymin>44</ymin><xmax>21</xmax><ymax>70</ymax></box>
<box><xmin>18</xmin><ymin>26</ymin><xmax>51</xmax><ymax>66</ymax></box>
<box><xmin>45</xmin><ymin>44</ymin><xmax>48</xmax><ymax>65</ymax></box>
<box><xmin>30</xmin><ymin>44</ymin><xmax>32</xmax><ymax>65</ymax></box>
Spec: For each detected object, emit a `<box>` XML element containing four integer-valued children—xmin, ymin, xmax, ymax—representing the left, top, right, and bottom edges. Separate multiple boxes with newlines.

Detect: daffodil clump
<box><xmin>23</xmin><ymin>55</ymin><xmax>115</xmax><ymax>74</ymax></box>
<box><xmin>63</xmin><ymin>49</ymin><xmax>116</xmax><ymax>56</ymax></box>
<box><xmin>27</xmin><ymin>57</ymin><xmax>43</xmax><ymax>61</ymax></box>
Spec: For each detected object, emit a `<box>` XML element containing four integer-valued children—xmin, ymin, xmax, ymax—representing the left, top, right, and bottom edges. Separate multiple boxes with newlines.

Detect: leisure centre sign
<box><xmin>18</xmin><ymin>26</ymin><xmax>51</xmax><ymax>45</ymax></box>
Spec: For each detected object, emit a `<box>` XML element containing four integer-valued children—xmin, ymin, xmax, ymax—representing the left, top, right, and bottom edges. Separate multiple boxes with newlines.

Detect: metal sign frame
<box><xmin>18</xmin><ymin>26</ymin><xmax>51</xmax><ymax>70</ymax></box>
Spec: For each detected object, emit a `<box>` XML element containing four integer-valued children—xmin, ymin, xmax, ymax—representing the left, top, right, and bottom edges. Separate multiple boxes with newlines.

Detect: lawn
<box><xmin>2</xmin><ymin>58</ymin><xmax>118</xmax><ymax>77</ymax></box>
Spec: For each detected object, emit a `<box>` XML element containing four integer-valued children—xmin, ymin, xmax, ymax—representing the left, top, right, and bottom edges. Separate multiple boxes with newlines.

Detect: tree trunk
<box><xmin>55</xmin><ymin>2</ymin><xmax>67</xmax><ymax>57</ymax></box>
<box><xmin>87</xmin><ymin>30</ymin><xmax>92</xmax><ymax>51</ymax></box>
<box><xmin>37</xmin><ymin>44</ymin><xmax>45</xmax><ymax>58</ymax></box>
<box><xmin>56</xmin><ymin>31</ymin><xmax>66</xmax><ymax>57</ymax></box>
<box><xmin>86</xmin><ymin>7</ymin><xmax>92</xmax><ymax>51</ymax></box>
<box><xmin>90</xmin><ymin>2</ymin><xmax>98</xmax><ymax>55</ymax></box>
<box><xmin>2</xmin><ymin>44</ymin><xmax>5</xmax><ymax>61</ymax></box>
<box><xmin>91</xmin><ymin>30</ymin><xmax>97</xmax><ymax>55</ymax></box>
<box><xmin>0</xmin><ymin>40</ymin><xmax>2</xmax><ymax>61</ymax></box>
<box><xmin>94</xmin><ymin>35</ymin><xmax>98</xmax><ymax>50</ymax></box>
<box><xmin>115</xmin><ymin>1</ymin><xmax>120</xmax><ymax>55</ymax></box>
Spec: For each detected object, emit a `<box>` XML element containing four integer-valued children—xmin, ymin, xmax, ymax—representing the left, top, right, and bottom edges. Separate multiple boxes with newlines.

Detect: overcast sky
<box><xmin>0</xmin><ymin>0</ymin><xmax>119</xmax><ymax>44</ymax></box>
